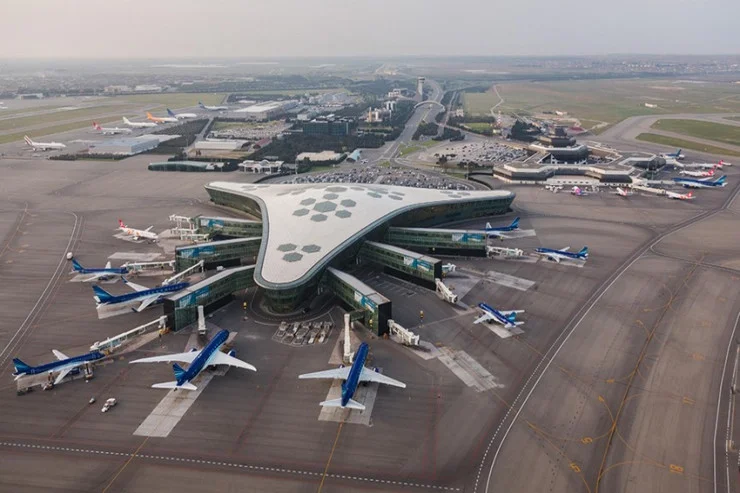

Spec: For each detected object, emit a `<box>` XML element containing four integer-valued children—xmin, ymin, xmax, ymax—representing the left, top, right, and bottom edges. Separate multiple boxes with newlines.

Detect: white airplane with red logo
<box><xmin>118</xmin><ymin>219</ymin><xmax>158</xmax><ymax>242</ymax></box>
<box><xmin>612</xmin><ymin>187</ymin><xmax>634</xmax><ymax>197</ymax></box>
<box><xmin>666</xmin><ymin>190</ymin><xmax>694</xmax><ymax>200</ymax></box>
<box><xmin>680</xmin><ymin>168</ymin><xmax>715</xmax><ymax>178</ymax></box>
<box><xmin>92</xmin><ymin>122</ymin><xmax>132</xmax><ymax>135</ymax></box>
<box><xmin>24</xmin><ymin>135</ymin><xmax>66</xmax><ymax>151</ymax></box>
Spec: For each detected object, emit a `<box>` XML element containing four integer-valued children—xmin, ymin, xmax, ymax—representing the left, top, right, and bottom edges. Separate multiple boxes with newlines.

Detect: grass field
<box><xmin>117</xmin><ymin>93</ymin><xmax>226</xmax><ymax>108</ymax></box>
<box><xmin>636</xmin><ymin>133</ymin><xmax>740</xmax><ymax>157</ymax></box>
<box><xmin>462</xmin><ymin>93</ymin><xmax>499</xmax><ymax>118</ymax></box>
<box><xmin>0</xmin><ymin>114</ymin><xmax>135</xmax><ymax>145</ymax></box>
<box><xmin>0</xmin><ymin>105</ymin><xmax>64</xmax><ymax>117</ymax></box>
<box><xmin>476</xmin><ymin>79</ymin><xmax>740</xmax><ymax>133</ymax></box>
<box><xmin>238</xmin><ymin>88</ymin><xmax>346</xmax><ymax>97</ymax></box>
<box><xmin>462</xmin><ymin>122</ymin><xmax>493</xmax><ymax>133</ymax></box>
<box><xmin>651</xmin><ymin>119</ymin><xmax>740</xmax><ymax>147</ymax></box>
<box><xmin>0</xmin><ymin>105</ymin><xmax>130</xmax><ymax>133</ymax></box>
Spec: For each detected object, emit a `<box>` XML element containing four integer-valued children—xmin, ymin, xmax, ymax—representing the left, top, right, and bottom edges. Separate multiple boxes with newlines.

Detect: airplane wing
<box><xmin>299</xmin><ymin>367</ymin><xmax>352</xmax><ymax>380</ymax></box>
<box><xmin>499</xmin><ymin>310</ymin><xmax>525</xmax><ymax>316</ymax></box>
<box><xmin>559</xmin><ymin>247</ymin><xmax>571</xmax><ymax>252</ymax></box>
<box><xmin>359</xmin><ymin>367</ymin><xmax>406</xmax><ymax>388</ymax></box>
<box><xmin>130</xmin><ymin>351</ymin><xmax>199</xmax><ymax>365</ymax></box>
<box><xmin>52</xmin><ymin>349</ymin><xmax>69</xmax><ymax>361</ymax></box>
<box><xmin>124</xmin><ymin>279</ymin><xmax>149</xmax><ymax>292</ymax></box>
<box><xmin>82</xmin><ymin>272</ymin><xmax>108</xmax><ymax>282</ymax></box>
<box><xmin>474</xmin><ymin>312</ymin><xmax>495</xmax><ymax>324</ymax></box>
<box><xmin>145</xmin><ymin>226</ymin><xmax>154</xmax><ymax>232</ymax></box>
<box><xmin>210</xmin><ymin>351</ymin><xmax>257</xmax><ymax>371</ymax></box>
<box><xmin>54</xmin><ymin>367</ymin><xmax>73</xmax><ymax>385</ymax></box>
<box><xmin>135</xmin><ymin>295</ymin><xmax>159</xmax><ymax>312</ymax></box>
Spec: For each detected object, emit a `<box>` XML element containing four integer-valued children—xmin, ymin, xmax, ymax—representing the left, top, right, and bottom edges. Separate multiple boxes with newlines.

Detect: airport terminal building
<box><xmin>204</xmin><ymin>182</ymin><xmax>515</xmax><ymax>317</ymax></box>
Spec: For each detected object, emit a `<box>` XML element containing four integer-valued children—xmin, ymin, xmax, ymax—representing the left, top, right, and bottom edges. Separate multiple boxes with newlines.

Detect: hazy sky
<box><xmin>2</xmin><ymin>0</ymin><xmax>740</xmax><ymax>58</ymax></box>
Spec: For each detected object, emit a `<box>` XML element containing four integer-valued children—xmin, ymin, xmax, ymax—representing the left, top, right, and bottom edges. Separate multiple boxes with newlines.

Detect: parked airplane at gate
<box><xmin>130</xmin><ymin>329</ymin><xmax>255</xmax><ymax>390</ymax></box>
<box><xmin>535</xmin><ymin>246</ymin><xmax>589</xmax><ymax>263</ymax></box>
<box><xmin>118</xmin><ymin>219</ymin><xmax>159</xmax><ymax>241</ymax></box>
<box><xmin>92</xmin><ymin>122</ymin><xmax>132</xmax><ymax>135</ymax></box>
<box><xmin>123</xmin><ymin>116</ymin><xmax>156</xmax><ymax>128</ymax></box>
<box><xmin>666</xmin><ymin>190</ymin><xmax>694</xmax><ymax>200</ymax></box>
<box><xmin>680</xmin><ymin>168</ymin><xmax>715</xmax><ymax>178</ymax></box>
<box><xmin>24</xmin><ymin>135</ymin><xmax>66</xmax><ymax>151</ymax></box>
<box><xmin>474</xmin><ymin>302</ymin><xmax>525</xmax><ymax>328</ymax></box>
<box><xmin>93</xmin><ymin>279</ymin><xmax>189</xmax><ymax>312</ymax></box>
<box><xmin>673</xmin><ymin>175</ymin><xmax>727</xmax><ymax>189</ymax></box>
<box><xmin>661</xmin><ymin>149</ymin><xmax>685</xmax><ymax>160</ymax></box>
<box><xmin>71</xmin><ymin>258</ymin><xmax>129</xmax><ymax>282</ymax></box>
<box><xmin>146</xmin><ymin>111</ymin><xmax>178</xmax><ymax>124</ymax></box>
<box><xmin>167</xmin><ymin>108</ymin><xmax>196</xmax><ymax>119</ymax></box>
<box><xmin>485</xmin><ymin>217</ymin><xmax>519</xmax><ymax>239</ymax></box>
<box><xmin>612</xmin><ymin>187</ymin><xmax>633</xmax><ymax>197</ymax></box>
<box><xmin>199</xmin><ymin>101</ymin><xmax>229</xmax><ymax>111</ymax></box>
<box><xmin>299</xmin><ymin>342</ymin><xmax>406</xmax><ymax>410</ymax></box>
<box><xmin>13</xmin><ymin>349</ymin><xmax>105</xmax><ymax>385</ymax></box>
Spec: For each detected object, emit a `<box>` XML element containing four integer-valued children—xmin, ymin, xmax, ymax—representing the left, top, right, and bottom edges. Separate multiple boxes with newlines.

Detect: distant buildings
<box><xmin>88</xmin><ymin>136</ymin><xmax>161</xmax><ymax>156</ymax></box>
<box><xmin>239</xmin><ymin>159</ymin><xmax>285</xmax><ymax>174</ymax></box>
<box><xmin>104</xmin><ymin>85</ymin><xmax>132</xmax><ymax>94</ymax></box>
<box><xmin>134</xmin><ymin>85</ymin><xmax>163</xmax><ymax>92</ymax></box>
<box><xmin>302</xmin><ymin>116</ymin><xmax>353</xmax><ymax>136</ymax></box>
<box><xmin>238</xmin><ymin>100</ymin><xmax>299</xmax><ymax>121</ymax></box>
<box><xmin>296</xmin><ymin>151</ymin><xmax>344</xmax><ymax>162</ymax></box>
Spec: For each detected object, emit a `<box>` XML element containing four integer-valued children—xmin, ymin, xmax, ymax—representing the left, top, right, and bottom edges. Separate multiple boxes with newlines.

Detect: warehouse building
<box><xmin>88</xmin><ymin>136</ymin><xmax>161</xmax><ymax>156</ymax></box>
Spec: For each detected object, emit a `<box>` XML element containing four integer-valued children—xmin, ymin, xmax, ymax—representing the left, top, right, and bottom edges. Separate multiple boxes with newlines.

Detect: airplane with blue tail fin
<box><xmin>129</xmin><ymin>329</ymin><xmax>255</xmax><ymax>390</ymax></box>
<box><xmin>71</xmin><ymin>257</ymin><xmax>128</xmax><ymax>282</ymax></box>
<box><xmin>485</xmin><ymin>217</ymin><xmax>520</xmax><ymax>239</ymax></box>
<box><xmin>474</xmin><ymin>302</ymin><xmax>525</xmax><ymax>328</ymax></box>
<box><xmin>13</xmin><ymin>349</ymin><xmax>105</xmax><ymax>385</ymax></box>
<box><xmin>535</xmin><ymin>246</ymin><xmax>589</xmax><ymax>263</ymax></box>
<box><xmin>673</xmin><ymin>175</ymin><xmax>727</xmax><ymax>189</ymax></box>
<box><xmin>93</xmin><ymin>279</ymin><xmax>188</xmax><ymax>312</ymax></box>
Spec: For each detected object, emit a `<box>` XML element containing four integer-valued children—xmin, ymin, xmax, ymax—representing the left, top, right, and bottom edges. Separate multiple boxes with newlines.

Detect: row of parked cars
<box><xmin>277</xmin><ymin>320</ymin><xmax>334</xmax><ymax>345</ymax></box>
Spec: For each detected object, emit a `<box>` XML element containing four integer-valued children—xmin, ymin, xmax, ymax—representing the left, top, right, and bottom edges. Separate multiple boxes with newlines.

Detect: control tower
<box><xmin>416</xmin><ymin>77</ymin><xmax>425</xmax><ymax>101</ymax></box>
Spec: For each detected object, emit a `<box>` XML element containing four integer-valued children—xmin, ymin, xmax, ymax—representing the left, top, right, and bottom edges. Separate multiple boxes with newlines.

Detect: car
<box><xmin>101</xmin><ymin>398</ymin><xmax>117</xmax><ymax>413</ymax></box>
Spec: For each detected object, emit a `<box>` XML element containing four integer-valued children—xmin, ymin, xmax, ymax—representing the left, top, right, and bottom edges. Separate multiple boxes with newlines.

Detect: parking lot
<box><xmin>281</xmin><ymin>165</ymin><xmax>474</xmax><ymax>190</ymax></box>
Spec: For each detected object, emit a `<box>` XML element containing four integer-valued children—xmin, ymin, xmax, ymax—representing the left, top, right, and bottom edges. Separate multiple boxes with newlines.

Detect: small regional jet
<box><xmin>146</xmin><ymin>112</ymin><xmax>178</xmax><ymax>124</ymax></box>
<box><xmin>661</xmin><ymin>149</ymin><xmax>685</xmax><ymax>160</ymax></box>
<box><xmin>666</xmin><ymin>190</ymin><xmax>694</xmax><ymax>200</ymax></box>
<box><xmin>299</xmin><ymin>342</ymin><xmax>406</xmax><ymax>410</ymax></box>
<box><xmin>680</xmin><ymin>168</ymin><xmax>715</xmax><ymax>178</ymax></box>
<box><xmin>92</xmin><ymin>122</ymin><xmax>132</xmax><ymax>135</ymax></box>
<box><xmin>474</xmin><ymin>302</ymin><xmax>525</xmax><ymax>328</ymax></box>
<box><xmin>485</xmin><ymin>217</ymin><xmax>520</xmax><ymax>239</ymax></box>
<box><xmin>130</xmin><ymin>329</ymin><xmax>256</xmax><ymax>390</ymax></box>
<box><xmin>93</xmin><ymin>279</ymin><xmax>189</xmax><ymax>312</ymax></box>
<box><xmin>167</xmin><ymin>108</ymin><xmax>196</xmax><ymax>119</ymax></box>
<box><xmin>13</xmin><ymin>349</ymin><xmax>105</xmax><ymax>385</ymax></box>
<box><xmin>673</xmin><ymin>175</ymin><xmax>727</xmax><ymax>189</ymax></box>
<box><xmin>24</xmin><ymin>135</ymin><xmax>66</xmax><ymax>151</ymax></box>
<box><xmin>118</xmin><ymin>219</ymin><xmax>159</xmax><ymax>242</ymax></box>
<box><xmin>122</xmin><ymin>116</ymin><xmax>157</xmax><ymax>128</ymax></box>
<box><xmin>612</xmin><ymin>187</ymin><xmax>634</xmax><ymax>197</ymax></box>
<box><xmin>534</xmin><ymin>246</ymin><xmax>589</xmax><ymax>263</ymax></box>
<box><xmin>199</xmin><ymin>101</ymin><xmax>229</xmax><ymax>111</ymax></box>
<box><xmin>71</xmin><ymin>257</ymin><xmax>129</xmax><ymax>282</ymax></box>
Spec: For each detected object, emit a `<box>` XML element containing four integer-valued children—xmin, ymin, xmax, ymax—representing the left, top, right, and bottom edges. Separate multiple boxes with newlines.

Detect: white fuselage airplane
<box><xmin>24</xmin><ymin>135</ymin><xmax>66</xmax><ymax>151</ymax></box>
<box><xmin>612</xmin><ymin>187</ymin><xmax>633</xmax><ymax>197</ymax></box>
<box><xmin>146</xmin><ymin>112</ymin><xmax>178</xmax><ymax>124</ymax></box>
<box><xmin>123</xmin><ymin>117</ymin><xmax>157</xmax><ymax>128</ymax></box>
<box><xmin>118</xmin><ymin>219</ymin><xmax>158</xmax><ymax>241</ymax></box>
<box><xmin>680</xmin><ymin>168</ymin><xmax>714</xmax><ymax>178</ymax></box>
<box><xmin>167</xmin><ymin>108</ymin><xmax>196</xmax><ymax>119</ymax></box>
<box><xmin>199</xmin><ymin>101</ymin><xmax>229</xmax><ymax>111</ymax></box>
<box><xmin>93</xmin><ymin>122</ymin><xmax>131</xmax><ymax>135</ymax></box>
<box><xmin>474</xmin><ymin>303</ymin><xmax>525</xmax><ymax>328</ymax></box>
<box><xmin>666</xmin><ymin>190</ymin><xmax>694</xmax><ymax>200</ymax></box>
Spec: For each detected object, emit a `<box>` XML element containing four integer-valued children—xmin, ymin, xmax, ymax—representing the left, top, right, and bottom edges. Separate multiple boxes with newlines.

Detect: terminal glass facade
<box><xmin>359</xmin><ymin>241</ymin><xmax>441</xmax><ymax>283</ymax></box>
<box><xmin>196</xmin><ymin>215</ymin><xmax>264</xmax><ymax>238</ymax></box>
<box><xmin>175</xmin><ymin>238</ymin><xmax>261</xmax><ymax>271</ymax></box>
<box><xmin>324</xmin><ymin>267</ymin><xmax>391</xmax><ymax>336</ymax></box>
<box><xmin>205</xmin><ymin>186</ymin><xmax>264</xmax><ymax>219</ymax></box>
<box><xmin>385</xmin><ymin>227</ymin><xmax>488</xmax><ymax>253</ymax></box>
<box><xmin>391</xmin><ymin>197</ymin><xmax>512</xmax><ymax>228</ymax></box>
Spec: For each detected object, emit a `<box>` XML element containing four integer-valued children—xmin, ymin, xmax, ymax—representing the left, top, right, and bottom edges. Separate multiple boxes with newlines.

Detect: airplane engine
<box><xmin>228</xmin><ymin>350</ymin><xmax>236</xmax><ymax>357</ymax></box>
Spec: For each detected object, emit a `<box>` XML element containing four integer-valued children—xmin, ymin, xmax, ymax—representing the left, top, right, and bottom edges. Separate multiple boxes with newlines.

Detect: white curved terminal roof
<box><xmin>206</xmin><ymin>182</ymin><xmax>513</xmax><ymax>289</ymax></box>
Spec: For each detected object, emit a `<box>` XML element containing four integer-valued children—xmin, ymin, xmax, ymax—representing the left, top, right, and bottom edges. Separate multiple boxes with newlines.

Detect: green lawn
<box><xmin>651</xmin><ymin>119</ymin><xmax>740</xmax><ymax>147</ymax></box>
<box><xmin>0</xmin><ymin>114</ymin><xmax>136</xmax><ymax>145</ymax></box>
<box><xmin>0</xmin><ymin>105</ymin><xmax>64</xmax><ymax>117</ymax></box>
<box><xmin>399</xmin><ymin>144</ymin><xmax>421</xmax><ymax>156</ymax></box>
<box><xmin>635</xmin><ymin>133</ymin><xmax>740</xmax><ymax>158</ymax></box>
<box><xmin>117</xmin><ymin>92</ymin><xmax>226</xmax><ymax>108</ymax></box>
<box><xmin>0</xmin><ymin>105</ymin><xmax>127</xmax><ymax>132</ymax></box>
<box><xmin>463</xmin><ymin>122</ymin><xmax>493</xmax><ymax>133</ymax></box>
<box><xmin>462</xmin><ymin>92</ymin><xmax>499</xmax><ymax>118</ymax></box>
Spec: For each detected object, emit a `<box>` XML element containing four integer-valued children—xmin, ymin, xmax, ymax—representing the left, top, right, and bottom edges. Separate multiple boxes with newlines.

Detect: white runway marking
<box><xmin>437</xmin><ymin>348</ymin><xmax>503</xmax><ymax>392</ymax></box>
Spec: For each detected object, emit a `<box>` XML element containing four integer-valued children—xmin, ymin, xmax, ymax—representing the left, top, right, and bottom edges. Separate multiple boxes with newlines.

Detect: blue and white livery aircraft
<box><xmin>71</xmin><ymin>258</ymin><xmax>129</xmax><ymax>282</ymax></box>
<box><xmin>485</xmin><ymin>217</ymin><xmax>520</xmax><ymax>239</ymax></box>
<box><xmin>534</xmin><ymin>246</ymin><xmax>589</xmax><ymax>263</ymax></box>
<box><xmin>673</xmin><ymin>175</ymin><xmax>727</xmax><ymax>189</ymax></box>
<box><xmin>661</xmin><ymin>148</ymin><xmax>685</xmax><ymax>160</ymax></box>
<box><xmin>130</xmin><ymin>329</ymin><xmax>255</xmax><ymax>390</ymax></box>
<box><xmin>474</xmin><ymin>302</ymin><xmax>525</xmax><ymax>328</ymax></box>
<box><xmin>299</xmin><ymin>342</ymin><xmax>406</xmax><ymax>410</ymax></box>
<box><xmin>13</xmin><ymin>349</ymin><xmax>105</xmax><ymax>385</ymax></box>
<box><xmin>93</xmin><ymin>279</ymin><xmax>189</xmax><ymax>312</ymax></box>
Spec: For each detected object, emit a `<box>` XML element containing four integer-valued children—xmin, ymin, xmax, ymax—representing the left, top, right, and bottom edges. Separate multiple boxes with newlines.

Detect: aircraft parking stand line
<box><xmin>318</xmin><ymin>378</ymin><xmax>380</xmax><ymax>426</ymax></box>
<box><xmin>457</xmin><ymin>267</ymin><xmax>536</xmax><ymax>292</ymax></box>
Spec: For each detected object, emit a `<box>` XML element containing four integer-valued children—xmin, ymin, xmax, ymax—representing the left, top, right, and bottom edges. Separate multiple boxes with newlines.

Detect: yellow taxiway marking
<box><xmin>682</xmin><ymin>396</ymin><xmax>695</xmax><ymax>405</ymax></box>
<box><xmin>691</xmin><ymin>353</ymin><xmax>705</xmax><ymax>361</ymax></box>
<box><xmin>669</xmin><ymin>464</ymin><xmax>684</xmax><ymax>474</ymax></box>
<box><xmin>102</xmin><ymin>436</ymin><xmax>149</xmax><ymax>493</ymax></box>
<box><xmin>570</xmin><ymin>462</ymin><xmax>582</xmax><ymax>473</ymax></box>
<box><xmin>317</xmin><ymin>421</ymin><xmax>344</xmax><ymax>493</ymax></box>
<box><xmin>581</xmin><ymin>437</ymin><xmax>593</xmax><ymax>444</ymax></box>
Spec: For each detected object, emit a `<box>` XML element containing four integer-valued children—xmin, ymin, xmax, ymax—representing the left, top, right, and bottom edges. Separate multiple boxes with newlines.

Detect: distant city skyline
<box><xmin>2</xmin><ymin>0</ymin><xmax>739</xmax><ymax>59</ymax></box>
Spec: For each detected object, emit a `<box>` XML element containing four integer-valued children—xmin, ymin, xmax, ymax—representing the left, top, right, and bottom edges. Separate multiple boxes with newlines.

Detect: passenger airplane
<box><xmin>118</xmin><ymin>219</ymin><xmax>159</xmax><ymax>241</ymax></box>
<box><xmin>146</xmin><ymin>112</ymin><xmax>178</xmax><ymax>124</ymax></box>
<box><xmin>485</xmin><ymin>217</ymin><xmax>520</xmax><ymax>239</ymax></box>
<box><xmin>673</xmin><ymin>175</ymin><xmax>727</xmax><ymax>189</ymax></box>
<box><xmin>534</xmin><ymin>246</ymin><xmax>589</xmax><ymax>263</ymax></box>
<box><xmin>92</xmin><ymin>122</ymin><xmax>132</xmax><ymax>135</ymax></box>
<box><xmin>93</xmin><ymin>279</ymin><xmax>189</xmax><ymax>312</ymax></box>
<box><xmin>695</xmin><ymin>160</ymin><xmax>731</xmax><ymax>169</ymax></box>
<box><xmin>612</xmin><ymin>187</ymin><xmax>634</xmax><ymax>197</ymax></box>
<box><xmin>130</xmin><ymin>329</ymin><xmax>256</xmax><ymax>390</ymax></box>
<box><xmin>680</xmin><ymin>168</ymin><xmax>715</xmax><ymax>178</ymax></box>
<box><xmin>299</xmin><ymin>342</ymin><xmax>406</xmax><ymax>410</ymax></box>
<box><xmin>167</xmin><ymin>108</ymin><xmax>196</xmax><ymax>119</ymax></box>
<box><xmin>199</xmin><ymin>101</ymin><xmax>229</xmax><ymax>111</ymax></box>
<box><xmin>661</xmin><ymin>149</ymin><xmax>685</xmax><ymax>160</ymax></box>
<box><xmin>71</xmin><ymin>258</ymin><xmax>129</xmax><ymax>282</ymax></box>
<box><xmin>666</xmin><ymin>190</ymin><xmax>694</xmax><ymax>200</ymax></box>
<box><xmin>13</xmin><ymin>349</ymin><xmax>105</xmax><ymax>385</ymax></box>
<box><xmin>122</xmin><ymin>116</ymin><xmax>157</xmax><ymax>128</ymax></box>
<box><xmin>474</xmin><ymin>302</ymin><xmax>525</xmax><ymax>328</ymax></box>
<box><xmin>24</xmin><ymin>135</ymin><xmax>66</xmax><ymax>151</ymax></box>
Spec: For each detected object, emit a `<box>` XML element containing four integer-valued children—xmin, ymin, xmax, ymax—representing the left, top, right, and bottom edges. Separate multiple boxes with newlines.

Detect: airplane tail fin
<box><xmin>717</xmin><ymin>175</ymin><xmax>727</xmax><ymax>184</ymax></box>
<box><xmin>506</xmin><ymin>312</ymin><xmax>517</xmax><ymax>323</ymax></box>
<box><xmin>12</xmin><ymin>358</ymin><xmax>31</xmax><ymax>375</ymax></box>
<box><xmin>118</xmin><ymin>219</ymin><xmax>126</xmax><ymax>228</ymax></box>
<box><xmin>93</xmin><ymin>121</ymin><xmax>101</xmax><ymax>130</ymax></box>
<box><xmin>173</xmin><ymin>363</ymin><xmax>187</xmax><ymax>382</ymax></box>
<box><xmin>167</xmin><ymin>109</ymin><xmax>176</xmax><ymax>118</ymax></box>
<box><xmin>24</xmin><ymin>135</ymin><xmax>33</xmax><ymax>146</ymax></box>
<box><xmin>485</xmin><ymin>222</ymin><xmax>492</xmax><ymax>230</ymax></box>
<box><xmin>198</xmin><ymin>101</ymin><xmax>205</xmax><ymax>108</ymax></box>
<box><xmin>320</xmin><ymin>398</ymin><xmax>365</xmax><ymax>411</ymax></box>
<box><xmin>510</xmin><ymin>217</ymin><xmax>520</xmax><ymax>229</ymax></box>
<box><xmin>578</xmin><ymin>246</ymin><xmax>589</xmax><ymax>258</ymax></box>
<box><xmin>152</xmin><ymin>381</ymin><xmax>197</xmax><ymax>391</ymax></box>
<box><xmin>123</xmin><ymin>117</ymin><xmax>130</xmax><ymax>124</ymax></box>
<box><xmin>71</xmin><ymin>258</ymin><xmax>83</xmax><ymax>272</ymax></box>
<box><xmin>687</xmin><ymin>192</ymin><xmax>693</xmax><ymax>198</ymax></box>
<box><xmin>146</xmin><ymin>112</ymin><xmax>155</xmax><ymax>120</ymax></box>
<box><xmin>92</xmin><ymin>285</ymin><xmax>115</xmax><ymax>303</ymax></box>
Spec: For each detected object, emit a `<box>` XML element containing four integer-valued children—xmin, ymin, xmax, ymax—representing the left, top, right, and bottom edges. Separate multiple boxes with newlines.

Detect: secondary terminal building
<box><xmin>199</xmin><ymin>182</ymin><xmax>514</xmax><ymax>330</ymax></box>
